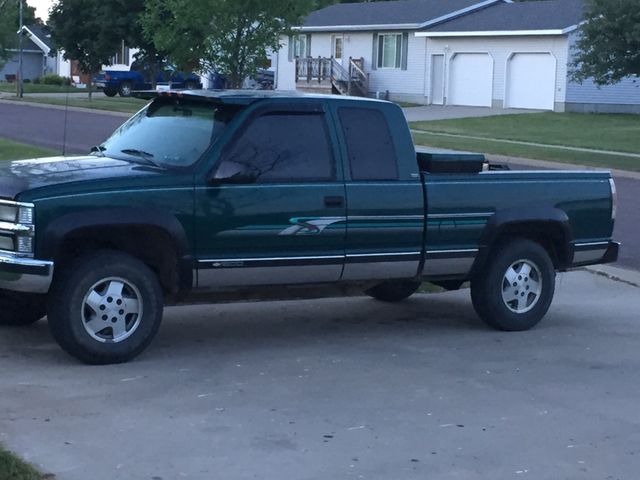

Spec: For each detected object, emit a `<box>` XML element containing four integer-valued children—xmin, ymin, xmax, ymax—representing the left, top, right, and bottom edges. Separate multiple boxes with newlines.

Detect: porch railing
<box><xmin>295</xmin><ymin>56</ymin><xmax>369</xmax><ymax>97</ymax></box>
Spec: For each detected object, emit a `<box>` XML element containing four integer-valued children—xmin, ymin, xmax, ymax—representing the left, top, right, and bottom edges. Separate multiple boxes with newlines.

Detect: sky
<box><xmin>28</xmin><ymin>0</ymin><xmax>53</xmax><ymax>21</ymax></box>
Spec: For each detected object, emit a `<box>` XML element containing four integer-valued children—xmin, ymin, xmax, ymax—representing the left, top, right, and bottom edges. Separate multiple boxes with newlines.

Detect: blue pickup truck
<box><xmin>94</xmin><ymin>60</ymin><xmax>203</xmax><ymax>97</ymax></box>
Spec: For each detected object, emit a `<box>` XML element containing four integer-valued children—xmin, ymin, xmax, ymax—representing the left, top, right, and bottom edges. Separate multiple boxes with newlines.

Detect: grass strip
<box><xmin>0</xmin><ymin>138</ymin><xmax>58</xmax><ymax>161</ymax></box>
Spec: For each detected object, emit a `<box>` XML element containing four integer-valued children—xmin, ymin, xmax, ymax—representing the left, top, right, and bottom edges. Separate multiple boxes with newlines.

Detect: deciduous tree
<box><xmin>571</xmin><ymin>0</ymin><xmax>640</xmax><ymax>85</ymax></box>
<box><xmin>0</xmin><ymin>0</ymin><xmax>37</xmax><ymax>69</ymax></box>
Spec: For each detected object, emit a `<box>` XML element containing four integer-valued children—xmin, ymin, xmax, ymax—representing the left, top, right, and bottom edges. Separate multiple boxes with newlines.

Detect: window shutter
<box><xmin>401</xmin><ymin>32</ymin><xmax>409</xmax><ymax>70</ymax></box>
<box><xmin>288</xmin><ymin>35</ymin><xmax>294</xmax><ymax>62</ymax></box>
<box><xmin>372</xmin><ymin>33</ymin><xmax>378</xmax><ymax>70</ymax></box>
<box><xmin>307</xmin><ymin>34</ymin><xmax>312</xmax><ymax>57</ymax></box>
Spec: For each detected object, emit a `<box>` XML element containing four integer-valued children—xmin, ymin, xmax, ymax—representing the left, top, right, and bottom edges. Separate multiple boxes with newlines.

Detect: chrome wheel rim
<box><xmin>501</xmin><ymin>259</ymin><xmax>542</xmax><ymax>314</ymax></box>
<box><xmin>121</xmin><ymin>84</ymin><xmax>131</xmax><ymax>96</ymax></box>
<box><xmin>81</xmin><ymin>277</ymin><xmax>143</xmax><ymax>343</ymax></box>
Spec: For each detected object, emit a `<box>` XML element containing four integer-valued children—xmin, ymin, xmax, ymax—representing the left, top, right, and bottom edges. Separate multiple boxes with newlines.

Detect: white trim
<box><xmin>417</xmin><ymin>29</ymin><xmax>566</xmax><ymax>38</ymax></box>
<box><xmin>20</xmin><ymin>26</ymin><xmax>51</xmax><ymax>55</ymax></box>
<box><xmin>297</xmin><ymin>0</ymin><xmax>502</xmax><ymax>32</ymax></box>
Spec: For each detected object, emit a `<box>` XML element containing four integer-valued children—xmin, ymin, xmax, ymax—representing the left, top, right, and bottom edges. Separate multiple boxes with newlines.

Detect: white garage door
<box><xmin>506</xmin><ymin>53</ymin><xmax>556</xmax><ymax>110</ymax></box>
<box><xmin>448</xmin><ymin>53</ymin><xmax>493</xmax><ymax>107</ymax></box>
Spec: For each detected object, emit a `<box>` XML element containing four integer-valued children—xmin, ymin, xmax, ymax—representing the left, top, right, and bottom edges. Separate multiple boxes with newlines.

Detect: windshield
<box><xmin>99</xmin><ymin>98</ymin><xmax>238</xmax><ymax>168</ymax></box>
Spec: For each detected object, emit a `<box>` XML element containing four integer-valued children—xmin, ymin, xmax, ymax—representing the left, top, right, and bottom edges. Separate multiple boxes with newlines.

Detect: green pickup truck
<box><xmin>0</xmin><ymin>91</ymin><xmax>619</xmax><ymax>364</ymax></box>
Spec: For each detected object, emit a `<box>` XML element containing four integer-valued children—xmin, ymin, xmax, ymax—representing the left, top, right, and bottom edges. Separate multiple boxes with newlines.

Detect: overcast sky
<box><xmin>29</xmin><ymin>0</ymin><xmax>53</xmax><ymax>21</ymax></box>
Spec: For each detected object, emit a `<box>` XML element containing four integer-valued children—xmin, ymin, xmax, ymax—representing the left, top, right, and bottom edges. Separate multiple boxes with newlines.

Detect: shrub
<box><xmin>32</xmin><ymin>77</ymin><xmax>41</xmax><ymax>84</ymax></box>
<box><xmin>40</xmin><ymin>74</ymin><xmax>71</xmax><ymax>86</ymax></box>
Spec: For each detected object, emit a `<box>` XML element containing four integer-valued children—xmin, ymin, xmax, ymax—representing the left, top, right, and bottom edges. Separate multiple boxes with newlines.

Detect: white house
<box><xmin>275</xmin><ymin>0</ymin><xmax>640</xmax><ymax>113</ymax></box>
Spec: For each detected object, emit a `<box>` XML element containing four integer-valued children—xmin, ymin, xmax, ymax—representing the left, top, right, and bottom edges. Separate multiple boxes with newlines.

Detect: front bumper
<box><xmin>0</xmin><ymin>254</ymin><xmax>53</xmax><ymax>294</ymax></box>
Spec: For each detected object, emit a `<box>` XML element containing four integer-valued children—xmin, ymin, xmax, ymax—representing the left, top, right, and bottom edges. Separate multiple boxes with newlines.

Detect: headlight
<box><xmin>0</xmin><ymin>204</ymin><xmax>17</xmax><ymax>223</ymax></box>
<box><xmin>0</xmin><ymin>200</ymin><xmax>35</xmax><ymax>256</ymax></box>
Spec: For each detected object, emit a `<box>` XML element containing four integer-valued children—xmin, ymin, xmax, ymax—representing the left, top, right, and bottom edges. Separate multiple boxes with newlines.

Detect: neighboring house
<box><xmin>275</xmin><ymin>0</ymin><xmax>640</xmax><ymax>113</ymax></box>
<box><xmin>0</xmin><ymin>24</ymin><xmax>70</xmax><ymax>81</ymax></box>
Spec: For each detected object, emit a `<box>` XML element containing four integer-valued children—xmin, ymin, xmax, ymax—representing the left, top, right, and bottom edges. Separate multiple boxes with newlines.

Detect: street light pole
<box><xmin>17</xmin><ymin>0</ymin><xmax>23</xmax><ymax>98</ymax></box>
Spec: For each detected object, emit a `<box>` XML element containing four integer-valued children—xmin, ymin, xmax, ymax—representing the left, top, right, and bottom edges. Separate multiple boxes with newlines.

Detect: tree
<box><xmin>141</xmin><ymin>0</ymin><xmax>316</xmax><ymax>88</ymax></box>
<box><xmin>0</xmin><ymin>0</ymin><xmax>37</xmax><ymax>69</ymax></box>
<box><xmin>571</xmin><ymin>0</ymin><xmax>640</xmax><ymax>85</ymax></box>
<box><xmin>49</xmin><ymin>0</ymin><xmax>128</xmax><ymax>98</ymax></box>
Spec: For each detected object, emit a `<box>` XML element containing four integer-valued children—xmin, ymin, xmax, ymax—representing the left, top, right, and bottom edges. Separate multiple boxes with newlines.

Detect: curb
<box><xmin>0</xmin><ymin>98</ymin><xmax>131</xmax><ymax>118</ymax></box>
<box><xmin>585</xmin><ymin>265</ymin><xmax>640</xmax><ymax>288</ymax></box>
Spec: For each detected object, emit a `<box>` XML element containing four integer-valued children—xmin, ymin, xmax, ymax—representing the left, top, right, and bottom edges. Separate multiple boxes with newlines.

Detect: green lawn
<box><xmin>5</xmin><ymin>95</ymin><xmax>148</xmax><ymax>114</ymax></box>
<box><xmin>0</xmin><ymin>446</ymin><xmax>44</xmax><ymax>480</ymax></box>
<box><xmin>0</xmin><ymin>82</ymin><xmax>96</xmax><ymax>94</ymax></box>
<box><xmin>0</xmin><ymin>138</ymin><xmax>58</xmax><ymax>161</ymax></box>
<box><xmin>411</xmin><ymin>112</ymin><xmax>640</xmax><ymax>154</ymax></box>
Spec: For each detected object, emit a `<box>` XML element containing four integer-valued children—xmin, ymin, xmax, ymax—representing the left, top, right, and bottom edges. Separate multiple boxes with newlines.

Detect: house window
<box><xmin>111</xmin><ymin>41</ymin><xmax>130</xmax><ymax>66</ymax></box>
<box><xmin>332</xmin><ymin>35</ymin><xmax>343</xmax><ymax>60</ymax></box>
<box><xmin>293</xmin><ymin>35</ymin><xmax>310</xmax><ymax>58</ymax></box>
<box><xmin>377</xmin><ymin>34</ymin><xmax>402</xmax><ymax>69</ymax></box>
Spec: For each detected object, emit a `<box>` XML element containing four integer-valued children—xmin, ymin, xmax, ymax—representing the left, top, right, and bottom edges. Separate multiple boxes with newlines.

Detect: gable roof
<box><xmin>299</xmin><ymin>0</ymin><xmax>507</xmax><ymax>32</ymax></box>
<box><xmin>18</xmin><ymin>24</ymin><xmax>54</xmax><ymax>54</ymax></box>
<box><xmin>421</xmin><ymin>0</ymin><xmax>584</xmax><ymax>36</ymax></box>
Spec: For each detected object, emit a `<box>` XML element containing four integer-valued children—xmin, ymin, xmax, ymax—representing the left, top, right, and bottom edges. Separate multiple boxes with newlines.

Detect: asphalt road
<box><xmin>1</xmin><ymin>270</ymin><xmax>639</xmax><ymax>480</ymax></box>
<box><xmin>0</xmin><ymin>101</ymin><xmax>125</xmax><ymax>155</ymax></box>
<box><xmin>0</xmin><ymin>101</ymin><xmax>637</xmax><ymax>271</ymax></box>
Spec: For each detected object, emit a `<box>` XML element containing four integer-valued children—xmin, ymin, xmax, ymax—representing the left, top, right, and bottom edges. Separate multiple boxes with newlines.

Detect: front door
<box><xmin>332</xmin><ymin>35</ymin><xmax>344</xmax><ymax>64</ymax></box>
<box><xmin>194</xmin><ymin>102</ymin><xmax>346</xmax><ymax>288</ymax></box>
<box><xmin>430</xmin><ymin>54</ymin><xmax>445</xmax><ymax>105</ymax></box>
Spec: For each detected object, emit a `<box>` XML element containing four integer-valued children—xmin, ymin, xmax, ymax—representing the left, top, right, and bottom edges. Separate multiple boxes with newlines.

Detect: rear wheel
<box><xmin>118</xmin><ymin>81</ymin><xmax>133</xmax><ymax>97</ymax></box>
<box><xmin>365</xmin><ymin>280</ymin><xmax>421</xmax><ymax>303</ymax></box>
<box><xmin>48</xmin><ymin>251</ymin><xmax>164</xmax><ymax>364</ymax></box>
<box><xmin>103</xmin><ymin>87</ymin><xmax>117</xmax><ymax>97</ymax></box>
<box><xmin>471</xmin><ymin>239</ymin><xmax>555</xmax><ymax>331</ymax></box>
<box><xmin>0</xmin><ymin>290</ymin><xmax>46</xmax><ymax>326</ymax></box>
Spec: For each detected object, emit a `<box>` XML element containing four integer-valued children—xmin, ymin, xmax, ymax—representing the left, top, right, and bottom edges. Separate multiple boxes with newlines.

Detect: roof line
<box><xmin>417</xmin><ymin>29</ymin><xmax>570</xmax><ymax>37</ymax></box>
<box><xmin>19</xmin><ymin>26</ymin><xmax>51</xmax><ymax>54</ymax></box>
<box><xmin>298</xmin><ymin>0</ymin><xmax>504</xmax><ymax>32</ymax></box>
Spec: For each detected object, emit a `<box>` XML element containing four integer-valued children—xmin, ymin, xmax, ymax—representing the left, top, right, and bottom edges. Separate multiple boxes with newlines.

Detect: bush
<box><xmin>23</xmin><ymin>79</ymin><xmax>31</xmax><ymax>84</ymax></box>
<box><xmin>40</xmin><ymin>74</ymin><xmax>71</xmax><ymax>86</ymax></box>
<box><xmin>32</xmin><ymin>77</ymin><xmax>41</xmax><ymax>84</ymax></box>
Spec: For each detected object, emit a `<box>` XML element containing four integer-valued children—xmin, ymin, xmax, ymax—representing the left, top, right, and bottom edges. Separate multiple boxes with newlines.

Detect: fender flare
<box><xmin>472</xmin><ymin>206</ymin><xmax>574</xmax><ymax>273</ymax></box>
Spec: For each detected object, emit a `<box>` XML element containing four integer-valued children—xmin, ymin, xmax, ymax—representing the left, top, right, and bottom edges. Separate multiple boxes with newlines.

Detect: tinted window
<box><xmin>339</xmin><ymin>107</ymin><xmax>399</xmax><ymax>181</ymax></box>
<box><xmin>215</xmin><ymin>113</ymin><xmax>334</xmax><ymax>183</ymax></box>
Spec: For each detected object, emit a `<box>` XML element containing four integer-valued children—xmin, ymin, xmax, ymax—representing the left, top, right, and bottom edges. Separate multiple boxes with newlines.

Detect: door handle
<box><xmin>324</xmin><ymin>196</ymin><xmax>344</xmax><ymax>208</ymax></box>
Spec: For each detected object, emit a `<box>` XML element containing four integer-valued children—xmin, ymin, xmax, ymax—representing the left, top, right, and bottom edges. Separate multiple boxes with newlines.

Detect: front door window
<box><xmin>332</xmin><ymin>35</ymin><xmax>343</xmax><ymax>61</ymax></box>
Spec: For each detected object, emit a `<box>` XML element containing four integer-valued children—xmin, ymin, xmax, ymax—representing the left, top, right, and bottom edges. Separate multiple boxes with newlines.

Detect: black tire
<box><xmin>471</xmin><ymin>239</ymin><xmax>555</xmax><ymax>331</ymax></box>
<box><xmin>0</xmin><ymin>290</ymin><xmax>46</xmax><ymax>326</ymax></box>
<box><xmin>365</xmin><ymin>280</ymin><xmax>421</xmax><ymax>303</ymax></box>
<box><xmin>184</xmin><ymin>80</ymin><xmax>199</xmax><ymax>90</ymax></box>
<box><xmin>103</xmin><ymin>87</ymin><xmax>117</xmax><ymax>97</ymax></box>
<box><xmin>118</xmin><ymin>81</ymin><xmax>133</xmax><ymax>97</ymax></box>
<box><xmin>48</xmin><ymin>250</ymin><xmax>164</xmax><ymax>364</ymax></box>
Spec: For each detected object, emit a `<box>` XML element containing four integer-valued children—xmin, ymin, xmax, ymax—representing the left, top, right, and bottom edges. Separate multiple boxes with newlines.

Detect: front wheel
<box><xmin>0</xmin><ymin>290</ymin><xmax>46</xmax><ymax>326</ymax></box>
<box><xmin>48</xmin><ymin>251</ymin><xmax>164</xmax><ymax>364</ymax></box>
<box><xmin>471</xmin><ymin>239</ymin><xmax>555</xmax><ymax>331</ymax></box>
<box><xmin>365</xmin><ymin>280</ymin><xmax>421</xmax><ymax>303</ymax></box>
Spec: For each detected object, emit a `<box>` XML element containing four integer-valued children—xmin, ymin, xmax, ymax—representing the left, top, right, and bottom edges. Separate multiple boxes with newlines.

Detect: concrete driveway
<box><xmin>403</xmin><ymin>105</ymin><xmax>539</xmax><ymax>122</ymax></box>
<box><xmin>1</xmin><ymin>270</ymin><xmax>639</xmax><ymax>480</ymax></box>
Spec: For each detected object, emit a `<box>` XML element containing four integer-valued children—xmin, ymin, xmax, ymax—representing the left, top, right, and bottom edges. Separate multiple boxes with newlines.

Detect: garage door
<box><xmin>449</xmin><ymin>53</ymin><xmax>493</xmax><ymax>107</ymax></box>
<box><xmin>506</xmin><ymin>53</ymin><xmax>556</xmax><ymax>110</ymax></box>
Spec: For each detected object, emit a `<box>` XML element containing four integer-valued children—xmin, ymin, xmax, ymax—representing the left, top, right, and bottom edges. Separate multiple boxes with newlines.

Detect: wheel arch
<box><xmin>41</xmin><ymin>208</ymin><xmax>194</xmax><ymax>295</ymax></box>
<box><xmin>472</xmin><ymin>207</ymin><xmax>573</xmax><ymax>275</ymax></box>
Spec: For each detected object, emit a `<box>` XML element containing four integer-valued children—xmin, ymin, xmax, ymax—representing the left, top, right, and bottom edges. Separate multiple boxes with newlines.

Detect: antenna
<box><xmin>62</xmin><ymin>80</ymin><xmax>70</xmax><ymax>156</ymax></box>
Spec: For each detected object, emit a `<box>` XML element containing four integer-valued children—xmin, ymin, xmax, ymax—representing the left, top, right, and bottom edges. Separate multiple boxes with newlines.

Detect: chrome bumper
<box><xmin>0</xmin><ymin>254</ymin><xmax>54</xmax><ymax>294</ymax></box>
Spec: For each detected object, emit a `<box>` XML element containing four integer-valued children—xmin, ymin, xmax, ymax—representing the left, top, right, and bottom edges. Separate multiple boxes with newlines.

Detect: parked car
<box><xmin>94</xmin><ymin>60</ymin><xmax>203</xmax><ymax>97</ymax></box>
<box><xmin>0</xmin><ymin>91</ymin><xmax>619</xmax><ymax>364</ymax></box>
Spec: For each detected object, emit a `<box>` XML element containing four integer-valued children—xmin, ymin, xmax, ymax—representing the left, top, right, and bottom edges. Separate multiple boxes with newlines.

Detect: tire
<box><xmin>0</xmin><ymin>290</ymin><xmax>46</xmax><ymax>326</ymax></box>
<box><xmin>365</xmin><ymin>280</ymin><xmax>421</xmax><ymax>303</ymax></box>
<box><xmin>118</xmin><ymin>81</ymin><xmax>133</xmax><ymax>97</ymax></box>
<box><xmin>48</xmin><ymin>251</ymin><xmax>164</xmax><ymax>364</ymax></box>
<box><xmin>471</xmin><ymin>239</ymin><xmax>555</xmax><ymax>331</ymax></box>
<box><xmin>103</xmin><ymin>87</ymin><xmax>117</xmax><ymax>97</ymax></box>
<box><xmin>184</xmin><ymin>80</ymin><xmax>199</xmax><ymax>90</ymax></box>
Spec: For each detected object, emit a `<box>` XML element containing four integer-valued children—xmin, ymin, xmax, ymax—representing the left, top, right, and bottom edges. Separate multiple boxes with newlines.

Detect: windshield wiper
<box><xmin>120</xmin><ymin>149</ymin><xmax>164</xmax><ymax>168</ymax></box>
<box><xmin>90</xmin><ymin>145</ymin><xmax>106</xmax><ymax>157</ymax></box>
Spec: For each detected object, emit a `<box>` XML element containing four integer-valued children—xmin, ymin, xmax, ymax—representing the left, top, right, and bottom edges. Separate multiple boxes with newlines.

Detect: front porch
<box><xmin>295</xmin><ymin>57</ymin><xmax>369</xmax><ymax>97</ymax></box>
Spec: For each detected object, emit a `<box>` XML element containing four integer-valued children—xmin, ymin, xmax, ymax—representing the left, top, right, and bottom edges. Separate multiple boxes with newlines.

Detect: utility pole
<box><xmin>17</xmin><ymin>0</ymin><xmax>23</xmax><ymax>98</ymax></box>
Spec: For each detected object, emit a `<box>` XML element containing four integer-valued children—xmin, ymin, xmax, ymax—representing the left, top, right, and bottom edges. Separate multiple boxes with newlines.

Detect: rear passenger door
<box><xmin>332</xmin><ymin>103</ymin><xmax>425</xmax><ymax>281</ymax></box>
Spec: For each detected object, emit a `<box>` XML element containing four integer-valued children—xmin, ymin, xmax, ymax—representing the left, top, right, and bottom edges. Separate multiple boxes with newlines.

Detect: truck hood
<box><xmin>0</xmin><ymin>155</ymin><xmax>166</xmax><ymax>199</ymax></box>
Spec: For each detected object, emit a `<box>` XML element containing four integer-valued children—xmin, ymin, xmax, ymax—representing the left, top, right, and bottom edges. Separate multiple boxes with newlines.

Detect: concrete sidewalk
<box><xmin>1</xmin><ymin>270</ymin><xmax>638</xmax><ymax>480</ymax></box>
<box><xmin>403</xmin><ymin>105</ymin><xmax>537</xmax><ymax>122</ymax></box>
